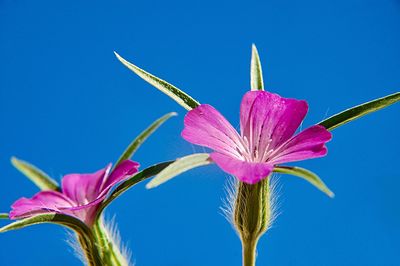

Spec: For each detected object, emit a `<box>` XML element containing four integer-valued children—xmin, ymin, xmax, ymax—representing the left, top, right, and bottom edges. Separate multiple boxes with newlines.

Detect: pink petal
<box><xmin>99</xmin><ymin>160</ymin><xmax>140</xmax><ymax>196</ymax></box>
<box><xmin>210</xmin><ymin>152</ymin><xmax>273</xmax><ymax>184</ymax></box>
<box><xmin>9</xmin><ymin>191</ymin><xmax>74</xmax><ymax>219</ymax></box>
<box><xmin>61</xmin><ymin>165</ymin><xmax>111</xmax><ymax>205</ymax></box>
<box><xmin>269</xmin><ymin>125</ymin><xmax>332</xmax><ymax>164</ymax></box>
<box><xmin>182</xmin><ymin>104</ymin><xmax>246</xmax><ymax>159</ymax></box>
<box><xmin>240</xmin><ymin>91</ymin><xmax>308</xmax><ymax>160</ymax></box>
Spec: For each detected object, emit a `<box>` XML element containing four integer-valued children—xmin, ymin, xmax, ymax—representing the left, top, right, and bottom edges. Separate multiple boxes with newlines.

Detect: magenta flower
<box><xmin>182</xmin><ymin>91</ymin><xmax>332</xmax><ymax>184</ymax></box>
<box><xmin>9</xmin><ymin>160</ymin><xmax>139</xmax><ymax>226</ymax></box>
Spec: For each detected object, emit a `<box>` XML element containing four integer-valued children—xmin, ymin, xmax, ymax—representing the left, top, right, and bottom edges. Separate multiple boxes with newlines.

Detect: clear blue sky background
<box><xmin>1</xmin><ymin>0</ymin><xmax>399</xmax><ymax>265</ymax></box>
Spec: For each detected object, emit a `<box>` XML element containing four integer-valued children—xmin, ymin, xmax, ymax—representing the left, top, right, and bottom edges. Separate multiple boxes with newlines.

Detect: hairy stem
<box><xmin>77</xmin><ymin>233</ymin><xmax>103</xmax><ymax>266</ymax></box>
<box><xmin>242</xmin><ymin>238</ymin><xmax>258</xmax><ymax>266</ymax></box>
<box><xmin>93</xmin><ymin>218</ymin><xmax>127</xmax><ymax>266</ymax></box>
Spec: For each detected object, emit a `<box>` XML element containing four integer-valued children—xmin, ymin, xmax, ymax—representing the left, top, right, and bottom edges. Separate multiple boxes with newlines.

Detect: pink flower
<box><xmin>182</xmin><ymin>91</ymin><xmax>332</xmax><ymax>184</ymax></box>
<box><xmin>9</xmin><ymin>160</ymin><xmax>139</xmax><ymax>226</ymax></box>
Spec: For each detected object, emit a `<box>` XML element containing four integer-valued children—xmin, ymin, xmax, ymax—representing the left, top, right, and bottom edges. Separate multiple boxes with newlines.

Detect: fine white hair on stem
<box><xmin>220</xmin><ymin>174</ymin><xmax>281</xmax><ymax>234</ymax></box>
<box><xmin>66</xmin><ymin>231</ymin><xmax>86</xmax><ymax>265</ymax></box>
<box><xmin>220</xmin><ymin>176</ymin><xmax>238</xmax><ymax>227</ymax></box>
<box><xmin>102</xmin><ymin>215</ymin><xmax>133</xmax><ymax>266</ymax></box>
<box><xmin>266</xmin><ymin>174</ymin><xmax>281</xmax><ymax>230</ymax></box>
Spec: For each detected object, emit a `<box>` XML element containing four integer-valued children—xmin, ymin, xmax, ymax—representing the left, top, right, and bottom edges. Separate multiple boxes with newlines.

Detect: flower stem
<box><xmin>93</xmin><ymin>218</ymin><xmax>127</xmax><ymax>266</ymax></box>
<box><xmin>242</xmin><ymin>238</ymin><xmax>257</xmax><ymax>266</ymax></box>
<box><xmin>77</xmin><ymin>233</ymin><xmax>103</xmax><ymax>266</ymax></box>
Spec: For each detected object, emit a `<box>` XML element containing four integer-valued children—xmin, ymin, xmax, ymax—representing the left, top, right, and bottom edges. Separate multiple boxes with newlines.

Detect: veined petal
<box><xmin>62</xmin><ymin>165</ymin><xmax>111</xmax><ymax>205</ymax></box>
<box><xmin>100</xmin><ymin>160</ymin><xmax>140</xmax><ymax>195</ymax></box>
<box><xmin>269</xmin><ymin>125</ymin><xmax>332</xmax><ymax>164</ymax></box>
<box><xmin>9</xmin><ymin>191</ymin><xmax>74</xmax><ymax>219</ymax></box>
<box><xmin>240</xmin><ymin>91</ymin><xmax>308</xmax><ymax>161</ymax></box>
<box><xmin>182</xmin><ymin>104</ymin><xmax>246</xmax><ymax>159</ymax></box>
<box><xmin>210</xmin><ymin>152</ymin><xmax>273</xmax><ymax>184</ymax></box>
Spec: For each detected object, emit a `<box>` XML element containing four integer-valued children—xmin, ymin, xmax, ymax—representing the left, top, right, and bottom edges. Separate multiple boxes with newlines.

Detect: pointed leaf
<box><xmin>250</xmin><ymin>44</ymin><xmax>264</xmax><ymax>91</ymax></box>
<box><xmin>318</xmin><ymin>92</ymin><xmax>400</xmax><ymax>131</ymax></box>
<box><xmin>115</xmin><ymin>112</ymin><xmax>177</xmax><ymax>167</ymax></box>
<box><xmin>0</xmin><ymin>213</ymin><xmax>9</xmax><ymax>219</ymax></box>
<box><xmin>146</xmin><ymin>153</ymin><xmax>211</xmax><ymax>189</ymax></box>
<box><xmin>114</xmin><ymin>52</ymin><xmax>200</xmax><ymax>110</ymax></box>
<box><xmin>11</xmin><ymin>157</ymin><xmax>59</xmax><ymax>191</ymax></box>
<box><xmin>99</xmin><ymin>161</ymin><xmax>175</xmax><ymax>212</ymax></box>
<box><xmin>0</xmin><ymin>213</ymin><xmax>103</xmax><ymax>264</ymax></box>
<box><xmin>274</xmin><ymin>166</ymin><xmax>334</xmax><ymax>197</ymax></box>
<box><xmin>0</xmin><ymin>213</ymin><xmax>91</xmax><ymax>234</ymax></box>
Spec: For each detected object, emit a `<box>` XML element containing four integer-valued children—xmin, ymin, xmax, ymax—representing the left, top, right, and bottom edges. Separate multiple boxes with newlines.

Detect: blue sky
<box><xmin>0</xmin><ymin>0</ymin><xmax>399</xmax><ymax>265</ymax></box>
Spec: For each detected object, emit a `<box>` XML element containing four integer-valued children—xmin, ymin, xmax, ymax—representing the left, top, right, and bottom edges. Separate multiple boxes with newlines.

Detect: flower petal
<box><xmin>210</xmin><ymin>152</ymin><xmax>273</xmax><ymax>184</ymax></box>
<box><xmin>100</xmin><ymin>160</ymin><xmax>140</xmax><ymax>195</ymax></box>
<box><xmin>240</xmin><ymin>91</ymin><xmax>308</xmax><ymax>161</ymax></box>
<box><xmin>182</xmin><ymin>104</ymin><xmax>246</xmax><ymax>159</ymax></box>
<box><xmin>9</xmin><ymin>191</ymin><xmax>74</xmax><ymax>219</ymax></box>
<box><xmin>61</xmin><ymin>165</ymin><xmax>111</xmax><ymax>205</ymax></box>
<box><xmin>269</xmin><ymin>125</ymin><xmax>332</xmax><ymax>164</ymax></box>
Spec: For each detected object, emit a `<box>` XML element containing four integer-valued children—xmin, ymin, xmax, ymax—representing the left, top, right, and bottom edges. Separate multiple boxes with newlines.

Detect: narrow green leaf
<box><xmin>98</xmin><ymin>161</ymin><xmax>175</xmax><ymax>213</ymax></box>
<box><xmin>115</xmin><ymin>112</ymin><xmax>177</xmax><ymax>167</ymax></box>
<box><xmin>146</xmin><ymin>153</ymin><xmax>211</xmax><ymax>189</ymax></box>
<box><xmin>0</xmin><ymin>213</ymin><xmax>103</xmax><ymax>264</ymax></box>
<box><xmin>0</xmin><ymin>213</ymin><xmax>90</xmax><ymax>234</ymax></box>
<box><xmin>250</xmin><ymin>44</ymin><xmax>264</xmax><ymax>91</ymax></box>
<box><xmin>318</xmin><ymin>92</ymin><xmax>400</xmax><ymax>131</ymax></box>
<box><xmin>274</xmin><ymin>166</ymin><xmax>334</xmax><ymax>197</ymax></box>
<box><xmin>114</xmin><ymin>52</ymin><xmax>200</xmax><ymax>110</ymax></box>
<box><xmin>0</xmin><ymin>213</ymin><xmax>9</xmax><ymax>219</ymax></box>
<box><xmin>11</xmin><ymin>157</ymin><xmax>59</xmax><ymax>191</ymax></box>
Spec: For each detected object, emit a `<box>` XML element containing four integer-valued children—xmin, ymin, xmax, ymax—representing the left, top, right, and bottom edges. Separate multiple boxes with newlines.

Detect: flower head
<box><xmin>9</xmin><ymin>160</ymin><xmax>139</xmax><ymax>226</ymax></box>
<box><xmin>182</xmin><ymin>91</ymin><xmax>332</xmax><ymax>184</ymax></box>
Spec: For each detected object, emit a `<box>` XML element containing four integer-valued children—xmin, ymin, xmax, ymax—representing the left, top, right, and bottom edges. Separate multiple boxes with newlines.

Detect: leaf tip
<box><xmin>145</xmin><ymin>182</ymin><xmax>155</xmax><ymax>189</ymax></box>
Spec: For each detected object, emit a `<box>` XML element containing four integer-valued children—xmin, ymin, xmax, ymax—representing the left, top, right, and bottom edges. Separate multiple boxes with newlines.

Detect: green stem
<box><xmin>242</xmin><ymin>238</ymin><xmax>257</xmax><ymax>266</ymax></box>
<box><xmin>93</xmin><ymin>218</ymin><xmax>126</xmax><ymax>266</ymax></box>
<box><xmin>77</xmin><ymin>233</ymin><xmax>103</xmax><ymax>266</ymax></box>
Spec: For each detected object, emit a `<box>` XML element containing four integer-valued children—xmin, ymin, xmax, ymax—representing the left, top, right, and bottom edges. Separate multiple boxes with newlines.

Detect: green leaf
<box><xmin>318</xmin><ymin>92</ymin><xmax>400</xmax><ymax>131</ymax></box>
<box><xmin>146</xmin><ymin>153</ymin><xmax>211</xmax><ymax>189</ymax></box>
<box><xmin>0</xmin><ymin>213</ymin><xmax>9</xmax><ymax>219</ymax></box>
<box><xmin>114</xmin><ymin>52</ymin><xmax>200</xmax><ymax>110</ymax></box>
<box><xmin>250</xmin><ymin>44</ymin><xmax>264</xmax><ymax>91</ymax></box>
<box><xmin>11</xmin><ymin>157</ymin><xmax>60</xmax><ymax>191</ymax></box>
<box><xmin>0</xmin><ymin>213</ymin><xmax>103</xmax><ymax>264</ymax></box>
<box><xmin>274</xmin><ymin>166</ymin><xmax>334</xmax><ymax>197</ymax></box>
<box><xmin>98</xmin><ymin>161</ymin><xmax>175</xmax><ymax>212</ymax></box>
<box><xmin>0</xmin><ymin>213</ymin><xmax>90</xmax><ymax>234</ymax></box>
<box><xmin>115</xmin><ymin>112</ymin><xmax>177</xmax><ymax>167</ymax></box>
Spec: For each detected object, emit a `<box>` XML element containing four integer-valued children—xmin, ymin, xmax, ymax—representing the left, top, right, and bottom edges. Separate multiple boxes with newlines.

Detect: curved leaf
<box><xmin>146</xmin><ymin>153</ymin><xmax>211</xmax><ymax>189</ymax></box>
<box><xmin>0</xmin><ymin>213</ymin><xmax>90</xmax><ymax>233</ymax></box>
<box><xmin>11</xmin><ymin>157</ymin><xmax>59</xmax><ymax>191</ymax></box>
<box><xmin>250</xmin><ymin>44</ymin><xmax>264</xmax><ymax>91</ymax></box>
<box><xmin>0</xmin><ymin>213</ymin><xmax>102</xmax><ymax>265</ymax></box>
<box><xmin>114</xmin><ymin>52</ymin><xmax>200</xmax><ymax>110</ymax></box>
<box><xmin>115</xmin><ymin>112</ymin><xmax>177</xmax><ymax>167</ymax></box>
<box><xmin>274</xmin><ymin>166</ymin><xmax>334</xmax><ymax>197</ymax></box>
<box><xmin>99</xmin><ymin>161</ymin><xmax>174</xmax><ymax>212</ymax></box>
<box><xmin>0</xmin><ymin>213</ymin><xmax>9</xmax><ymax>219</ymax></box>
<box><xmin>318</xmin><ymin>92</ymin><xmax>400</xmax><ymax>131</ymax></box>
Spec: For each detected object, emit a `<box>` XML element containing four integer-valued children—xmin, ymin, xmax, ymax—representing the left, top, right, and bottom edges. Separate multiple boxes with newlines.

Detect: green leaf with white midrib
<box><xmin>250</xmin><ymin>44</ymin><xmax>264</xmax><ymax>91</ymax></box>
<box><xmin>115</xmin><ymin>112</ymin><xmax>177</xmax><ymax>167</ymax></box>
<box><xmin>318</xmin><ymin>92</ymin><xmax>400</xmax><ymax>131</ymax></box>
<box><xmin>274</xmin><ymin>166</ymin><xmax>334</xmax><ymax>197</ymax></box>
<box><xmin>0</xmin><ymin>213</ymin><xmax>103</xmax><ymax>265</ymax></box>
<box><xmin>114</xmin><ymin>52</ymin><xmax>200</xmax><ymax>110</ymax></box>
<box><xmin>11</xmin><ymin>157</ymin><xmax>59</xmax><ymax>191</ymax></box>
<box><xmin>146</xmin><ymin>153</ymin><xmax>211</xmax><ymax>189</ymax></box>
<box><xmin>0</xmin><ymin>213</ymin><xmax>90</xmax><ymax>233</ymax></box>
